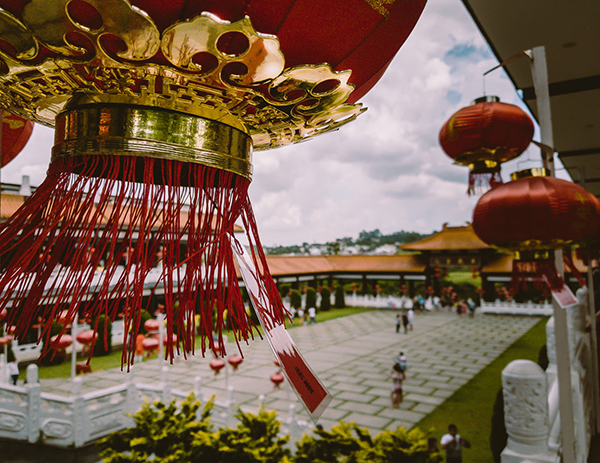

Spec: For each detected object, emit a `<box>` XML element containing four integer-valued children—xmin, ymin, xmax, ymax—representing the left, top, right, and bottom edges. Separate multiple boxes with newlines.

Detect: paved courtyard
<box><xmin>40</xmin><ymin>310</ymin><xmax>544</xmax><ymax>436</ymax></box>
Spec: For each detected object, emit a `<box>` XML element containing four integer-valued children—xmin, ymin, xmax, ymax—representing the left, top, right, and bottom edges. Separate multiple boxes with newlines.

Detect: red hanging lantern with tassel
<box><xmin>472</xmin><ymin>169</ymin><xmax>600</xmax><ymax>292</ymax></box>
<box><xmin>0</xmin><ymin>0</ymin><xmax>426</xmax><ymax>366</ymax></box>
<box><xmin>439</xmin><ymin>96</ymin><xmax>534</xmax><ymax>195</ymax></box>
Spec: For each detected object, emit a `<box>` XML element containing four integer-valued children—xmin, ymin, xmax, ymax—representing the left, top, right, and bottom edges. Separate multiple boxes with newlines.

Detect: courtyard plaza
<box><xmin>39</xmin><ymin>310</ymin><xmax>542</xmax><ymax>436</ymax></box>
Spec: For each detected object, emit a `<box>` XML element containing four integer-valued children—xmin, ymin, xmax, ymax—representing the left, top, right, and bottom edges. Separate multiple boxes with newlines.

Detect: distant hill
<box><xmin>265</xmin><ymin>229</ymin><xmax>432</xmax><ymax>256</ymax></box>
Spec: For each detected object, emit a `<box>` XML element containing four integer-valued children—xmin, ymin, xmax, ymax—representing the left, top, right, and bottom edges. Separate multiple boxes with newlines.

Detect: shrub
<box><xmin>99</xmin><ymin>393</ymin><xmax>214</xmax><ymax>463</ymax></box>
<box><xmin>294</xmin><ymin>422</ymin><xmax>442</xmax><ymax>463</ymax></box>
<box><xmin>305</xmin><ymin>287</ymin><xmax>317</xmax><ymax>310</ymax></box>
<box><xmin>320</xmin><ymin>287</ymin><xmax>331</xmax><ymax>312</ymax></box>
<box><xmin>290</xmin><ymin>290</ymin><xmax>302</xmax><ymax>310</ymax></box>
<box><xmin>334</xmin><ymin>285</ymin><xmax>345</xmax><ymax>308</ymax></box>
<box><xmin>93</xmin><ymin>314</ymin><xmax>113</xmax><ymax>356</ymax></box>
<box><xmin>279</xmin><ymin>284</ymin><xmax>291</xmax><ymax>299</ymax></box>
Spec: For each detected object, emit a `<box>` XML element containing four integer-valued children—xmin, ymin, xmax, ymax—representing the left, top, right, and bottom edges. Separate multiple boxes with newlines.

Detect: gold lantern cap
<box><xmin>510</xmin><ymin>168</ymin><xmax>550</xmax><ymax>181</ymax></box>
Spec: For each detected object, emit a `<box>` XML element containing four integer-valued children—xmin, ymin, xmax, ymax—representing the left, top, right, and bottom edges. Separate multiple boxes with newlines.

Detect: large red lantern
<box><xmin>472</xmin><ymin>169</ymin><xmax>600</xmax><ymax>291</ymax></box>
<box><xmin>439</xmin><ymin>96</ymin><xmax>534</xmax><ymax>195</ymax></box>
<box><xmin>1</xmin><ymin>110</ymin><xmax>34</xmax><ymax>167</ymax></box>
<box><xmin>0</xmin><ymin>0</ymin><xmax>426</xmax><ymax>366</ymax></box>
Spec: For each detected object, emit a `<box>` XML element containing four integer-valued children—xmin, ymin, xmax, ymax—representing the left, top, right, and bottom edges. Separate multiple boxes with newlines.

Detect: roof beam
<box><xmin>522</xmin><ymin>75</ymin><xmax>600</xmax><ymax>100</ymax></box>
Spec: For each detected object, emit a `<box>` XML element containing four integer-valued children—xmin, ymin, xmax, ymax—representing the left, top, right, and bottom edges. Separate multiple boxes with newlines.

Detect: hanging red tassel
<box><xmin>0</xmin><ymin>153</ymin><xmax>282</xmax><ymax>367</ymax></box>
<box><xmin>467</xmin><ymin>163</ymin><xmax>503</xmax><ymax>196</ymax></box>
<box><xmin>511</xmin><ymin>254</ymin><xmax>564</xmax><ymax>294</ymax></box>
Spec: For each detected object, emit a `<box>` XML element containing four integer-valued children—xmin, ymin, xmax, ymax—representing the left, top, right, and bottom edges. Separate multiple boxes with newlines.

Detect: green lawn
<box><xmin>413</xmin><ymin>316</ymin><xmax>548</xmax><ymax>462</ymax></box>
<box><xmin>36</xmin><ymin>307</ymin><xmax>374</xmax><ymax>380</ymax></box>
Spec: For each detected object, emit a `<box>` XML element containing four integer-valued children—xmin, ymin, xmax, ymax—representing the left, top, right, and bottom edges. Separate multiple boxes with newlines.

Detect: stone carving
<box><xmin>502</xmin><ymin>360</ymin><xmax>548</xmax><ymax>445</ymax></box>
<box><xmin>0</xmin><ymin>411</ymin><xmax>26</xmax><ymax>431</ymax></box>
<box><xmin>41</xmin><ymin>419</ymin><xmax>73</xmax><ymax>439</ymax></box>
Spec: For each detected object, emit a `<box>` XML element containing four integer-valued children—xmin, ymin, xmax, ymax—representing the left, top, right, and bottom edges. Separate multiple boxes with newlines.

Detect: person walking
<box><xmin>395</xmin><ymin>314</ymin><xmax>401</xmax><ymax>333</ymax></box>
<box><xmin>407</xmin><ymin>307</ymin><xmax>414</xmax><ymax>331</ymax></box>
<box><xmin>390</xmin><ymin>363</ymin><xmax>405</xmax><ymax>408</ymax></box>
<box><xmin>8</xmin><ymin>358</ymin><xmax>19</xmax><ymax>385</ymax></box>
<box><xmin>307</xmin><ymin>306</ymin><xmax>316</xmax><ymax>324</ymax></box>
<box><xmin>401</xmin><ymin>309</ymin><xmax>409</xmax><ymax>334</ymax></box>
<box><xmin>441</xmin><ymin>424</ymin><xmax>471</xmax><ymax>463</ymax></box>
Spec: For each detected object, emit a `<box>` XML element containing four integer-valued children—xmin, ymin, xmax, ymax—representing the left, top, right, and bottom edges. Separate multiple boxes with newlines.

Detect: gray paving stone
<box><xmin>378</xmin><ymin>408</ymin><xmax>425</xmax><ymax>423</ymax></box>
<box><xmin>36</xmin><ymin>311</ymin><xmax>543</xmax><ymax>440</ymax></box>
<box><xmin>334</xmin><ymin>391</ymin><xmax>376</xmax><ymax>403</ymax></box>
<box><xmin>337</xmin><ymin>401</ymin><xmax>384</xmax><ymax>415</ymax></box>
<box><xmin>343</xmin><ymin>412</ymin><xmax>391</xmax><ymax>429</ymax></box>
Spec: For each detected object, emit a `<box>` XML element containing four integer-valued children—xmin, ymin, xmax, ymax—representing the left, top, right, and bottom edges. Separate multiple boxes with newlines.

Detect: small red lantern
<box><xmin>440</xmin><ymin>96</ymin><xmax>534</xmax><ymax>195</ymax></box>
<box><xmin>228</xmin><ymin>354</ymin><xmax>243</xmax><ymax>371</ymax></box>
<box><xmin>426</xmin><ymin>286</ymin><xmax>435</xmax><ymax>296</ymax></box>
<box><xmin>270</xmin><ymin>371</ymin><xmax>284</xmax><ymax>389</ymax></box>
<box><xmin>141</xmin><ymin>337</ymin><xmax>159</xmax><ymax>353</ymax></box>
<box><xmin>473</xmin><ymin>169</ymin><xmax>600</xmax><ymax>291</ymax></box>
<box><xmin>144</xmin><ymin>319</ymin><xmax>160</xmax><ymax>334</ymax></box>
<box><xmin>210</xmin><ymin>359</ymin><xmax>226</xmax><ymax>376</ymax></box>
<box><xmin>76</xmin><ymin>330</ymin><xmax>98</xmax><ymax>346</ymax></box>
<box><xmin>50</xmin><ymin>334</ymin><xmax>73</xmax><ymax>350</ymax></box>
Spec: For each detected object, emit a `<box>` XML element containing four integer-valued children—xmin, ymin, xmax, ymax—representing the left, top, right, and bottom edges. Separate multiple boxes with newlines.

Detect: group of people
<box><xmin>293</xmin><ymin>306</ymin><xmax>317</xmax><ymax>325</ymax></box>
<box><xmin>395</xmin><ymin>308</ymin><xmax>414</xmax><ymax>334</ymax></box>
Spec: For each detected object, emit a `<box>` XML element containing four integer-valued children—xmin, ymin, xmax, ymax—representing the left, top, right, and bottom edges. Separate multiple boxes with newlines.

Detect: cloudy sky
<box><xmin>1</xmin><ymin>0</ymin><xmax>565</xmax><ymax>247</ymax></box>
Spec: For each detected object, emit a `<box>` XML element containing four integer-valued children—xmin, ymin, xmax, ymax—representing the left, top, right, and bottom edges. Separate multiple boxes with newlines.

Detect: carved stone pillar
<box><xmin>501</xmin><ymin>360</ymin><xmax>556</xmax><ymax>463</ymax></box>
<box><xmin>545</xmin><ymin>317</ymin><xmax>557</xmax><ymax>385</ymax></box>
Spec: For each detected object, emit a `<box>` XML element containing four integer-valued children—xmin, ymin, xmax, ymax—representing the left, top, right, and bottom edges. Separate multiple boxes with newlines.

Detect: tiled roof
<box><xmin>0</xmin><ymin>193</ymin><xmax>243</xmax><ymax>232</ymax></box>
<box><xmin>265</xmin><ymin>254</ymin><xmax>426</xmax><ymax>276</ymax></box>
<box><xmin>400</xmin><ymin>223</ymin><xmax>490</xmax><ymax>251</ymax></box>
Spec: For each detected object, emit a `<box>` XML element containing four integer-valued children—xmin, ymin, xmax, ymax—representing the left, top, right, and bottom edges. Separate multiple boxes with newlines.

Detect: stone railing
<box><xmin>0</xmin><ymin>364</ymin><xmax>312</xmax><ymax>448</ymax></box>
<box><xmin>480</xmin><ymin>300</ymin><xmax>553</xmax><ymax>316</ymax></box>
<box><xmin>11</xmin><ymin>319</ymin><xmax>127</xmax><ymax>364</ymax></box>
<box><xmin>501</xmin><ymin>287</ymin><xmax>594</xmax><ymax>462</ymax></box>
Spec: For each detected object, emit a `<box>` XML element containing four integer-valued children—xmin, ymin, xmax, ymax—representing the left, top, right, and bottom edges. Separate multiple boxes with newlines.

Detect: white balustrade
<box><xmin>502</xmin><ymin>286</ymin><xmax>595</xmax><ymax>462</ymax></box>
<box><xmin>0</xmin><ymin>362</ymin><xmax>312</xmax><ymax>448</ymax></box>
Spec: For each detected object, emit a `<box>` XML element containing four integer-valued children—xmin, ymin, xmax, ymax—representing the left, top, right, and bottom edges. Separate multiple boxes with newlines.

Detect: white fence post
<box><xmin>501</xmin><ymin>360</ymin><xmax>556</xmax><ymax>463</ymax></box>
<box><xmin>72</xmin><ymin>377</ymin><xmax>86</xmax><ymax>447</ymax></box>
<box><xmin>25</xmin><ymin>364</ymin><xmax>41</xmax><ymax>444</ymax></box>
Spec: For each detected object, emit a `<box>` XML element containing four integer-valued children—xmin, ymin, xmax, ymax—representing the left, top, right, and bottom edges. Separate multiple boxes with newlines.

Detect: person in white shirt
<box><xmin>8</xmin><ymin>359</ymin><xmax>19</xmax><ymax>385</ymax></box>
<box><xmin>441</xmin><ymin>424</ymin><xmax>470</xmax><ymax>463</ymax></box>
<box><xmin>307</xmin><ymin>306</ymin><xmax>316</xmax><ymax>324</ymax></box>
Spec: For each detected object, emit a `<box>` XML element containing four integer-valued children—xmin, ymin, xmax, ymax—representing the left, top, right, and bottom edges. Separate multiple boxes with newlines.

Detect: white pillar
<box><xmin>25</xmin><ymin>364</ymin><xmax>40</xmax><ymax>444</ymax></box>
<box><xmin>501</xmin><ymin>360</ymin><xmax>555</xmax><ymax>462</ymax></box>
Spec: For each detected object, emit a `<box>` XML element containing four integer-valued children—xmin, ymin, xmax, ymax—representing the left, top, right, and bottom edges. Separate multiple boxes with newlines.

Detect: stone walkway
<box><xmin>39</xmin><ymin>311</ymin><xmax>544</xmax><ymax>436</ymax></box>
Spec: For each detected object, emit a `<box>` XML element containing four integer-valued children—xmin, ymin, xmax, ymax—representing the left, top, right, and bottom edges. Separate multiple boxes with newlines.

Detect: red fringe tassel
<box><xmin>0</xmin><ymin>155</ymin><xmax>284</xmax><ymax>367</ymax></box>
<box><xmin>467</xmin><ymin>170</ymin><xmax>503</xmax><ymax>196</ymax></box>
<box><xmin>512</xmin><ymin>258</ymin><xmax>564</xmax><ymax>294</ymax></box>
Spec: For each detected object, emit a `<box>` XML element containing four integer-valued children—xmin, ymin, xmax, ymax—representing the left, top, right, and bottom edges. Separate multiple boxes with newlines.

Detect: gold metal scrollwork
<box><xmin>23</xmin><ymin>0</ymin><xmax>160</xmax><ymax>60</ymax></box>
<box><xmin>0</xmin><ymin>0</ymin><xmax>364</xmax><ymax>151</ymax></box>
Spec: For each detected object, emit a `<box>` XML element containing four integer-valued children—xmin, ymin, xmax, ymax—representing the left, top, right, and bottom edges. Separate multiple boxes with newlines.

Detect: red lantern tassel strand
<box><xmin>0</xmin><ymin>154</ymin><xmax>265</xmax><ymax>367</ymax></box>
<box><xmin>511</xmin><ymin>258</ymin><xmax>565</xmax><ymax>294</ymax></box>
<box><xmin>467</xmin><ymin>170</ymin><xmax>503</xmax><ymax>196</ymax></box>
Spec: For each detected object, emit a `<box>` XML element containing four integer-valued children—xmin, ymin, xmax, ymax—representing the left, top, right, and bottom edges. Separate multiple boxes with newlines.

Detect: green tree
<box><xmin>320</xmin><ymin>287</ymin><xmax>331</xmax><ymax>312</ymax></box>
<box><xmin>305</xmin><ymin>287</ymin><xmax>317</xmax><ymax>309</ymax></box>
<box><xmin>279</xmin><ymin>284</ymin><xmax>291</xmax><ymax>299</ymax></box>
<box><xmin>290</xmin><ymin>290</ymin><xmax>302</xmax><ymax>310</ymax></box>
<box><xmin>334</xmin><ymin>285</ymin><xmax>346</xmax><ymax>308</ymax></box>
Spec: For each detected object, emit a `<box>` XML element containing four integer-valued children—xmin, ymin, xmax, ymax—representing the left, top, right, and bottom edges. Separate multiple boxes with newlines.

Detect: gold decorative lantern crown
<box><xmin>0</xmin><ymin>1</ymin><xmax>364</xmax><ymax>173</ymax></box>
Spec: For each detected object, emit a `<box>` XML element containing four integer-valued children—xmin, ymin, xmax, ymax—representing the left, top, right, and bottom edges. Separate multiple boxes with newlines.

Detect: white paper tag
<box><xmin>230</xmin><ymin>236</ymin><xmax>332</xmax><ymax>422</ymax></box>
